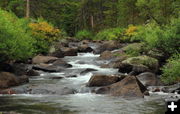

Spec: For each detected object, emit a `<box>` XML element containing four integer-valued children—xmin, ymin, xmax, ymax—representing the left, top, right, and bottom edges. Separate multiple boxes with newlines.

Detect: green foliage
<box><xmin>29</xmin><ymin>18</ymin><xmax>62</xmax><ymax>54</ymax></box>
<box><xmin>95</xmin><ymin>27</ymin><xmax>124</xmax><ymax>40</ymax></box>
<box><xmin>161</xmin><ymin>53</ymin><xmax>180</xmax><ymax>84</ymax></box>
<box><xmin>134</xmin><ymin>19</ymin><xmax>180</xmax><ymax>56</ymax></box>
<box><xmin>75</xmin><ymin>30</ymin><xmax>93</xmax><ymax>40</ymax></box>
<box><xmin>122</xmin><ymin>43</ymin><xmax>145</xmax><ymax>56</ymax></box>
<box><xmin>122</xmin><ymin>55</ymin><xmax>159</xmax><ymax>72</ymax></box>
<box><xmin>0</xmin><ymin>9</ymin><xmax>35</xmax><ymax>62</ymax></box>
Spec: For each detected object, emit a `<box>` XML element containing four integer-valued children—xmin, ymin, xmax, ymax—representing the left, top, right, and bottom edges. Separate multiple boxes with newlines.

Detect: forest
<box><xmin>0</xmin><ymin>0</ymin><xmax>180</xmax><ymax>113</ymax></box>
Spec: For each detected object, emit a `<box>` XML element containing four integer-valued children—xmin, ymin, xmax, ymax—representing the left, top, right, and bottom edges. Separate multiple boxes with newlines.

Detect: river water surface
<box><xmin>0</xmin><ymin>53</ymin><xmax>167</xmax><ymax>114</ymax></box>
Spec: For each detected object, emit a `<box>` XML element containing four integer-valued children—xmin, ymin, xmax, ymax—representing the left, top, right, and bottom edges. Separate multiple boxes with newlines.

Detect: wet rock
<box><xmin>52</xmin><ymin>59</ymin><xmax>72</xmax><ymax>68</ymax></box>
<box><xmin>77</xmin><ymin>61</ymin><xmax>86</xmax><ymax>64</ymax></box>
<box><xmin>10</xmin><ymin>63</ymin><xmax>30</xmax><ymax>76</ymax></box>
<box><xmin>80</xmin><ymin>68</ymin><xmax>98</xmax><ymax>75</ymax></box>
<box><xmin>66</xmin><ymin>75</ymin><xmax>77</xmax><ymax>78</ymax></box>
<box><xmin>32</xmin><ymin>55</ymin><xmax>58</xmax><ymax>64</ymax></box>
<box><xmin>0</xmin><ymin>89</ymin><xmax>16</xmax><ymax>94</ymax></box>
<box><xmin>96</xmin><ymin>76</ymin><xmax>147</xmax><ymax>98</ymax></box>
<box><xmin>99</xmin><ymin>51</ymin><xmax>113</xmax><ymax>60</ymax></box>
<box><xmin>0</xmin><ymin>111</ymin><xmax>20</xmax><ymax>114</ymax></box>
<box><xmin>136</xmin><ymin>72</ymin><xmax>157</xmax><ymax>87</ymax></box>
<box><xmin>49</xmin><ymin>77</ymin><xmax>64</xmax><ymax>80</ymax></box>
<box><xmin>32</xmin><ymin>64</ymin><xmax>62</xmax><ymax>72</ymax></box>
<box><xmin>100</xmin><ymin>54</ymin><xmax>130</xmax><ymax>68</ymax></box>
<box><xmin>49</xmin><ymin>49</ymin><xmax>64</xmax><ymax>58</ymax></box>
<box><xmin>30</xmin><ymin>88</ymin><xmax>55</xmax><ymax>94</ymax></box>
<box><xmin>129</xmin><ymin>65</ymin><xmax>151</xmax><ymax>75</ymax></box>
<box><xmin>60</xmin><ymin>87</ymin><xmax>77</xmax><ymax>95</ymax></box>
<box><xmin>0</xmin><ymin>63</ymin><xmax>13</xmax><ymax>72</ymax></box>
<box><xmin>26</xmin><ymin>69</ymin><xmax>40</xmax><ymax>76</ymax></box>
<box><xmin>94</xmin><ymin>41</ymin><xmax>121</xmax><ymax>54</ymax></box>
<box><xmin>152</xmin><ymin>88</ymin><xmax>161</xmax><ymax>92</ymax></box>
<box><xmin>0</xmin><ymin>72</ymin><xmax>19</xmax><ymax>88</ymax></box>
<box><xmin>87</xmin><ymin>75</ymin><xmax>123</xmax><ymax>87</ymax></box>
<box><xmin>81</xmin><ymin>40</ymin><xmax>90</xmax><ymax>44</ymax></box>
<box><xmin>122</xmin><ymin>55</ymin><xmax>159</xmax><ymax>73</ymax></box>
<box><xmin>18</xmin><ymin>75</ymin><xmax>29</xmax><ymax>84</ymax></box>
<box><xmin>78</xmin><ymin>44</ymin><xmax>93</xmax><ymax>52</ymax></box>
<box><xmin>163</xmin><ymin>83</ymin><xmax>180</xmax><ymax>94</ymax></box>
<box><xmin>62</xmin><ymin>47</ymin><xmax>78</xmax><ymax>56</ymax></box>
<box><xmin>118</xmin><ymin>63</ymin><xmax>133</xmax><ymax>73</ymax></box>
<box><xmin>29</xmin><ymin>85</ymin><xmax>76</xmax><ymax>95</ymax></box>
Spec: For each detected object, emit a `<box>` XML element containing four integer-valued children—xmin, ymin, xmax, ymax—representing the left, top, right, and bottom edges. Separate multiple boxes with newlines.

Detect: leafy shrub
<box><xmin>129</xmin><ymin>19</ymin><xmax>180</xmax><ymax>56</ymax></box>
<box><xmin>161</xmin><ymin>53</ymin><xmax>180</xmax><ymax>84</ymax></box>
<box><xmin>95</xmin><ymin>27</ymin><xmax>124</xmax><ymax>40</ymax></box>
<box><xmin>121</xmin><ymin>25</ymin><xmax>140</xmax><ymax>42</ymax></box>
<box><xmin>29</xmin><ymin>18</ymin><xmax>61</xmax><ymax>53</ymax></box>
<box><xmin>0</xmin><ymin>9</ymin><xmax>35</xmax><ymax>62</ymax></box>
<box><xmin>122</xmin><ymin>43</ymin><xmax>146</xmax><ymax>56</ymax></box>
<box><xmin>75</xmin><ymin>30</ymin><xmax>93</xmax><ymax>40</ymax></box>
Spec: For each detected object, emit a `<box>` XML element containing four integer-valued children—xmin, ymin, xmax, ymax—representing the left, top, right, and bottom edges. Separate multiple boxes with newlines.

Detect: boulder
<box><xmin>118</xmin><ymin>63</ymin><xmax>133</xmax><ymax>73</ymax></box>
<box><xmin>62</xmin><ymin>47</ymin><xmax>78</xmax><ymax>56</ymax></box>
<box><xmin>0</xmin><ymin>72</ymin><xmax>28</xmax><ymax>89</ymax></box>
<box><xmin>26</xmin><ymin>69</ymin><xmax>40</xmax><ymax>76</ymax></box>
<box><xmin>17</xmin><ymin>75</ymin><xmax>29</xmax><ymax>84</ymax></box>
<box><xmin>136</xmin><ymin>72</ymin><xmax>157</xmax><ymax>87</ymax></box>
<box><xmin>0</xmin><ymin>72</ymin><xmax>19</xmax><ymax>88</ymax></box>
<box><xmin>80</xmin><ymin>68</ymin><xmax>98</xmax><ymax>75</ymax></box>
<box><xmin>162</xmin><ymin>83</ymin><xmax>180</xmax><ymax>94</ymax></box>
<box><xmin>32</xmin><ymin>63</ymin><xmax>62</xmax><ymax>72</ymax></box>
<box><xmin>78</xmin><ymin>44</ymin><xmax>93</xmax><ymax>52</ymax></box>
<box><xmin>12</xmin><ymin>63</ymin><xmax>28</xmax><ymax>76</ymax></box>
<box><xmin>96</xmin><ymin>76</ymin><xmax>147</xmax><ymax>98</ymax></box>
<box><xmin>32</xmin><ymin>55</ymin><xmax>58</xmax><ymax>64</ymax></box>
<box><xmin>94</xmin><ymin>41</ymin><xmax>121</xmax><ymax>54</ymax></box>
<box><xmin>99</xmin><ymin>51</ymin><xmax>113</xmax><ymax>60</ymax></box>
<box><xmin>87</xmin><ymin>75</ymin><xmax>123</xmax><ymax>87</ymax></box>
<box><xmin>129</xmin><ymin>65</ymin><xmax>151</xmax><ymax>75</ymax></box>
<box><xmin>52</xmin><ymin>59</ymin><xmax>72</xmax><ymax>68</ymax></box>
<box><xmin>81</xmin><ymin>40</ymin><xmax>90</xmax><ymax>44</ymax></box>
<box><xmin>122</xmin><ymin>55</ymin><xmax>159</xmax><ymax>73</ymax></box>
<box><xmin>49</xmin><ymin>49</ymin><xmax>64</xmax><ymax>58</ymax></box>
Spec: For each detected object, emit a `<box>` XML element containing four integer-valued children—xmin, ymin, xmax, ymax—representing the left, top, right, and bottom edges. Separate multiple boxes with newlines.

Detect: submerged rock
<box><xmin>49</xmin><ymin>76</ymin><xmax>64</xmax><ymax>80</ymax></box>
<box><xmin>87</xmin><ymin>75</ymin><xmax>124</xmax><ymax>87</ymax></box>
<box><xmin>96</xmin><ymin>76</ymin><xmax>147</xmax><ymax>98</ymax></box>
<box><xmin>80</xmin><ymin>68</ymin><xmax>98</xmax><ymax>75</ymax></box>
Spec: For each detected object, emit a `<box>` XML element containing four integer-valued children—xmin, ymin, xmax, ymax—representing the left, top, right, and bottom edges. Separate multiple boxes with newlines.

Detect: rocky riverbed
<box><xmin>0</xmin><ymin>39</ymin><xmax>179</xmax><ymax>114</ymax></box>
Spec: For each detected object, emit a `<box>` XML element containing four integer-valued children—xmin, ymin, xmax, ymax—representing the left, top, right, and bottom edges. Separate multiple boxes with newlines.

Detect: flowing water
<box><xmin>0</xmin><ymin>53</ymin><xmax>168</xmax><ymax>114</ymax></box>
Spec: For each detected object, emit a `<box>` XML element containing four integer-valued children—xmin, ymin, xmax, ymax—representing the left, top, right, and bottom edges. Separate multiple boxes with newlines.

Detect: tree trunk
<box><xmin>26</xmin><ymin>0</ymin><xmax>30</xmax><ymax>18</ymax></box>
<box><xmin>90</xmin><ymin>15</ymin><xmax>94</xmax><ymax>29</ymax></box>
